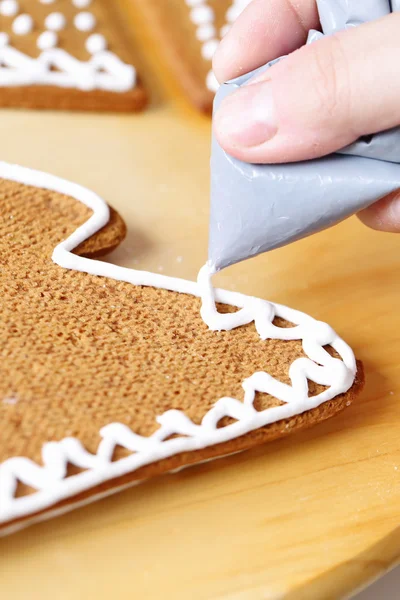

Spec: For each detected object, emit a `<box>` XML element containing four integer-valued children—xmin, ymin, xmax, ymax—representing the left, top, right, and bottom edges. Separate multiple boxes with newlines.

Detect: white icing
<box><xmin>206</xmin><ymin>69</ymin><xmax>219</xmax><ymax>92</ymax></box>
<box><xmin>185</xmin><ymin>0</ymin><xmax>253</xmax><ymax>92</ymax></box>
<box><xmin>0</xmin><ymin>0</ymin><xmax>136</xmax><ymax>92</ymax></box>
<box><xmin>74</xmin><ymin>11</ymin><xmax>96</xmax><ymax>32</ymax></box>
<box><xmin>12</xmin><ymin>13</ymin><xmax>33</xmax><ymax>35</ymax></box>
<box><xmin>40</xmin><ymin>0</ymin><xmax>56</xmax><ymax>4</ymax></box>
<box><xmin>44</xmin><ymin>12</ymin><xmax>66</xmax><ymax>32</ymax></box>
<box><xmin>0</xmin><ymin>162</ymin><xmax>357</xmax><ymax>527</ymax></box>
<box><xmin>0</xmin><ymin>0</ymin><xmax>18</xmax><ymax>17</ymax></box>
<box><xmin>220</xmin><ymin>24</ymin><xmax>230</xmax><ymax>38</ymax></box>
<box><xmin>37</xmin><ymin>30</ymin><xmax>58</xmax><ymax>51</ymax></box>
<box><xmin>0</xmin><ymin>46</ymin><xmax>135</xmax><ymax>91</ymax></box>
<box><xmin>72</xmin><ymin>0</ymin><xmax>92</xmax><ymax>7</ymax></box>
<box><xmin>190</xmin><ymin>5</ymin><xmax>214</xmax><ymax>25</ymax></box>
<box><xmin>85</xmin><ymin>33</ymin><xmax>107</xmax><ymax>54</ymax></box>
<box><xmin>226</xmin><ymin>0</ymin><xmax>251</xmax><ymax>23</ymax></box>
<box><xmin>196</xmin><ymin>23</ymin><xmax>215</xmax><ymax>42</ymax></box>
<box><xmin>201</xmin><ymin>39</ymin><xmax>219</xmax><ymax>60</ymax></box>
<box><xmin>0</xmin><ymin>32</ymin><xmax>9</xmax><ymax>47</ymax></box>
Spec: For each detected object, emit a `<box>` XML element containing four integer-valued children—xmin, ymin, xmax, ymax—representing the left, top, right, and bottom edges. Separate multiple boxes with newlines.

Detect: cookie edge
<box><xmin>0</xmin><ymin>362</ymin><xmax>364</xmax><ymax>537</ymax></box>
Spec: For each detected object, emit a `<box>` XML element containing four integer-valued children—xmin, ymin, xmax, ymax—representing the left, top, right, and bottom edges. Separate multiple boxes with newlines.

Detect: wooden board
<box><xmin>1</xmin><ymin>5</ymin><xmax>400</xmax><ymax>599</ymax></box>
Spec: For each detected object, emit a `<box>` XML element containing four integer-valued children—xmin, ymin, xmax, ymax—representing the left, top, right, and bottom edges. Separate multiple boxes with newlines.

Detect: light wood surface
<box><xmin>1</xmin><ymin>6</ymin><xmax>400</xmax><ymax>599</ymax></box>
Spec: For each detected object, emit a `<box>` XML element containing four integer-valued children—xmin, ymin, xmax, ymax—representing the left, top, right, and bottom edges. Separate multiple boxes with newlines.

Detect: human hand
<box><xmin>212</xmin><ymin>0</ymin><xmax>400</xmax><ymax>233</ymax></box>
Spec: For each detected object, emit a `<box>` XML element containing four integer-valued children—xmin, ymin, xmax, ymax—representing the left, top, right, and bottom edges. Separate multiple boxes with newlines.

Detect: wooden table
<box><xmin>1</xmin><ymin>6</ymin><xmax>400</xmax><ymax>598</ymax></box>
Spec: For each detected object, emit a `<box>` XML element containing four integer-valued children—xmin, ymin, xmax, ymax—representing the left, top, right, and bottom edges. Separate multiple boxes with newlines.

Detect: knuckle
<box><xmin>307</xmin><ymin>35</ymin><xmax>353</xmax><ymax>128</ymax></box>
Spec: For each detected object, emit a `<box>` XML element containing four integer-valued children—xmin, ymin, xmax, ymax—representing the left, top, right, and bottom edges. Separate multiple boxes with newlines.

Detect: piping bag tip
<box><xmin>205</xmin><ymin>260</ymin><xmax>217</xmax><ymax>276</ymax></box>
<box><xmin>208</xmin><ymin>0</ymin><xmax>400</xmax><ymax>272</ymax></box>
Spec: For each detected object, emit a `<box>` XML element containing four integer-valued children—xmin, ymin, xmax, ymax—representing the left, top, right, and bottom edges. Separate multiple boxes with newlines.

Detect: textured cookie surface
<box><xmin>133</xmin><ymin>0</ymin><xmax>252</xmax><ymax>112</ymax></box>
<box><xmin>0</xmin><ymin>0</ymin><xmax>148</xmax><ymax>111</ymax></box>
<box><xmin>0</xmin><ymin>176</ymin><xmax>364</xmax><ymax>535</ymax></box>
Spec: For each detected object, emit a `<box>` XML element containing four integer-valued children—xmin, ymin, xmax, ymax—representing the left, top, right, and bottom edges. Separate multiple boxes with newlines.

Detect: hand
<box><xmin>213</xmin><ymin>0</ymin><xmax>400</xmax><ymax>233</ymax></box>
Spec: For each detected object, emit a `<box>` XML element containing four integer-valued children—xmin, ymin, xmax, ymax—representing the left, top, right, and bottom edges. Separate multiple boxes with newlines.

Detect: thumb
<box><xmin>214</xmin><ymin>12</ymin><xmax>400</xmax><ymax>164</ymax></box>
<box><xmin>357</xmin><ymin>191</ymin><xmax>400</xmax><ymax>233</ymax></box>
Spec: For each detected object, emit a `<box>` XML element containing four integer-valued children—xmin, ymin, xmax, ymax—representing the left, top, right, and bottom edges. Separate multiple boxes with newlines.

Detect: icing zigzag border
<box><xmin>0</xmin><ymin>45</ymin><xmax>136</xmax><ymax>92</ymax></box>
<box><xmin>0</xmin><ymin>162</ymin><xmax>357</xmax><ymax>529</ymax></box>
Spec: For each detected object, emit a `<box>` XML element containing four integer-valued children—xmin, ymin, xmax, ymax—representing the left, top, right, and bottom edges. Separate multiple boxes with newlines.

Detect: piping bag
<box><xmin>208</xmin><ymin>0</ymin><xmax>400</xmax><ymax>272</ymax></box>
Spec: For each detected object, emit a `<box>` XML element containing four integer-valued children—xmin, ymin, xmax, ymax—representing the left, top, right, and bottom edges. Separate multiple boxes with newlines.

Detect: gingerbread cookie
<box><xmin>0</xmin><ymin>0</ymin><xmax>148</xmax><ymax>111</ymax></box>
<box><xmin>133</xmin><ymin>0</ymin><xmax>252</xmax><ymax>112</ymax></box>
<box><xmin>0</xmin><ymin>162</ymin><xmax>364</xmax><ymax>536</ymax></box>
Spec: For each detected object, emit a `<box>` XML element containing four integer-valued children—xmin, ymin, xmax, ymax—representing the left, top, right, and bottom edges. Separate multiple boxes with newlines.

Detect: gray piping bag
<box><xmin>209</xmin><ymin>0</ymin><xmax>400</xmax><ymax>272</ymax></box>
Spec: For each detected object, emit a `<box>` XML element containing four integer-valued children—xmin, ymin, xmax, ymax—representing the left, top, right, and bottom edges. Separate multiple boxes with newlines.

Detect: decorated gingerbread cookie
<box><xmin>0</xmin><ymin>0</ymin><xmax>148</xmax><ymax>111</ymax></box>
<box><xmin>133</xmin><ymin>0</ymin><xmax>252</xmax><ymax>112</ymax></box>
<box><xmin>0</xmin><ymin>162</ymin><xmax>364</xmax><ymax>536</ymax></box>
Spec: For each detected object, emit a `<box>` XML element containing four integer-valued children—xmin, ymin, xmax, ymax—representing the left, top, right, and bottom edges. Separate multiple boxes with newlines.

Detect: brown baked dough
<box><xmin>0</xmin><ymin>0</ymin><xmax>148</xmax><ymax>112</ymax></box>
<box><xmin>132</xmin><ymin>0</ymin><xmax>236</xmax><ymax>113</ymax></box>
<box><xmin>0</xmin><ymin>178</ymin><xmax>365</xmax><ymax>534</ymax></box>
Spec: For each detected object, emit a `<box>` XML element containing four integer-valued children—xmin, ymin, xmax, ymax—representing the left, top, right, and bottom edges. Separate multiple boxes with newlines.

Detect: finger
<box><xmin>358</xmin><ymin>191</ymin><xmax>400</xmax><ymax>233</ymax></box>
<box><xmin>212</xmin><ymin>0</ymin><xmax>319</xmax><ymax>84</ymax></box>
<box><xmin>214</xmin><ymin>12</ymin><xmax>400</xmax><ymax>164</ymax></box>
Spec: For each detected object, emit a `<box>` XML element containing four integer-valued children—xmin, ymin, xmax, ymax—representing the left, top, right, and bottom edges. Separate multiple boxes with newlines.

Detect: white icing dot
<box><xmin>45</xmin><ymin>12</ymin><xmax>66</xmax><ymax>31</ymax></box>
<box><xmin>206</xmin><ymin>70</ymin><xmax>219</xmax><ymax>92</ymax></box>
<box><xmin>0</xmin><ymin>32</ymin><xmax>9</xmax><ymax>46</ymax></box>
<box><xmin>201</xmin><ymin>39</ymin><xmax>219</xmax><ymax>61</ymax></box>
<box><xmin>40</xmin><ymin>0</ymin><xmax>56</xmax><ymax>4</ymax></box>
<box><xmin>72</xmin><ymin>0</ymin><xmax>92</xmax><ymax>7</ymax></box>
<box><xmin>226</xmin><ymin>0</ymin><xmax>251</xmax><ymax>23</ymax></box>
<box><xmin>37</xmin><ymin>30</ymin><xmax>58</xmax><ymax>50</ymax></box>
<box><xmin>74</xmin><ymin>11</ymin><xmax>96</xmax><ymax>31</ymax></box>
<box><xmin>226</xmin><ymin>6</ymin><xmax>240</xmax><ymax>23</ymax></box>
<box><xmin>190</xmin><ymin>5</ymin><xmax>214</xmax><ymax>25</ymax></box>
<box><xmin>220</xmin><ymin>24</ymin><xmax>231</xmax><ymax>38</ymax></box>
<box><xmin>85</xmin><ymin>33</ymin><xmax>107</xmax><ymax>54</ymax></box>
<box><xmin>196</xmin><ymin>23</ymin><xmax>215</xmax><ymax>42</ymax></box>
<box><xmin>0</xmin><ymin>0</ymin><xmax>18</xmax><ymax>17</ymax></box>
<box><xmin>12</xmin><ymin>14</ymin><xmax>34</xmax><ymax>36</ymax></box>
<box><xmin>185</xmin><ymin>0</ymin><xmax>204</xmax><ymax>6</ymax></box>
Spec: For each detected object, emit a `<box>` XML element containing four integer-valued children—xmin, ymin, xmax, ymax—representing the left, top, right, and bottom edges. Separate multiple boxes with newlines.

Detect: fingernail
<box><xmin>215</xmin><ymin>81</ymin><xmax>278</xmax><ymax>148</ymax></box>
